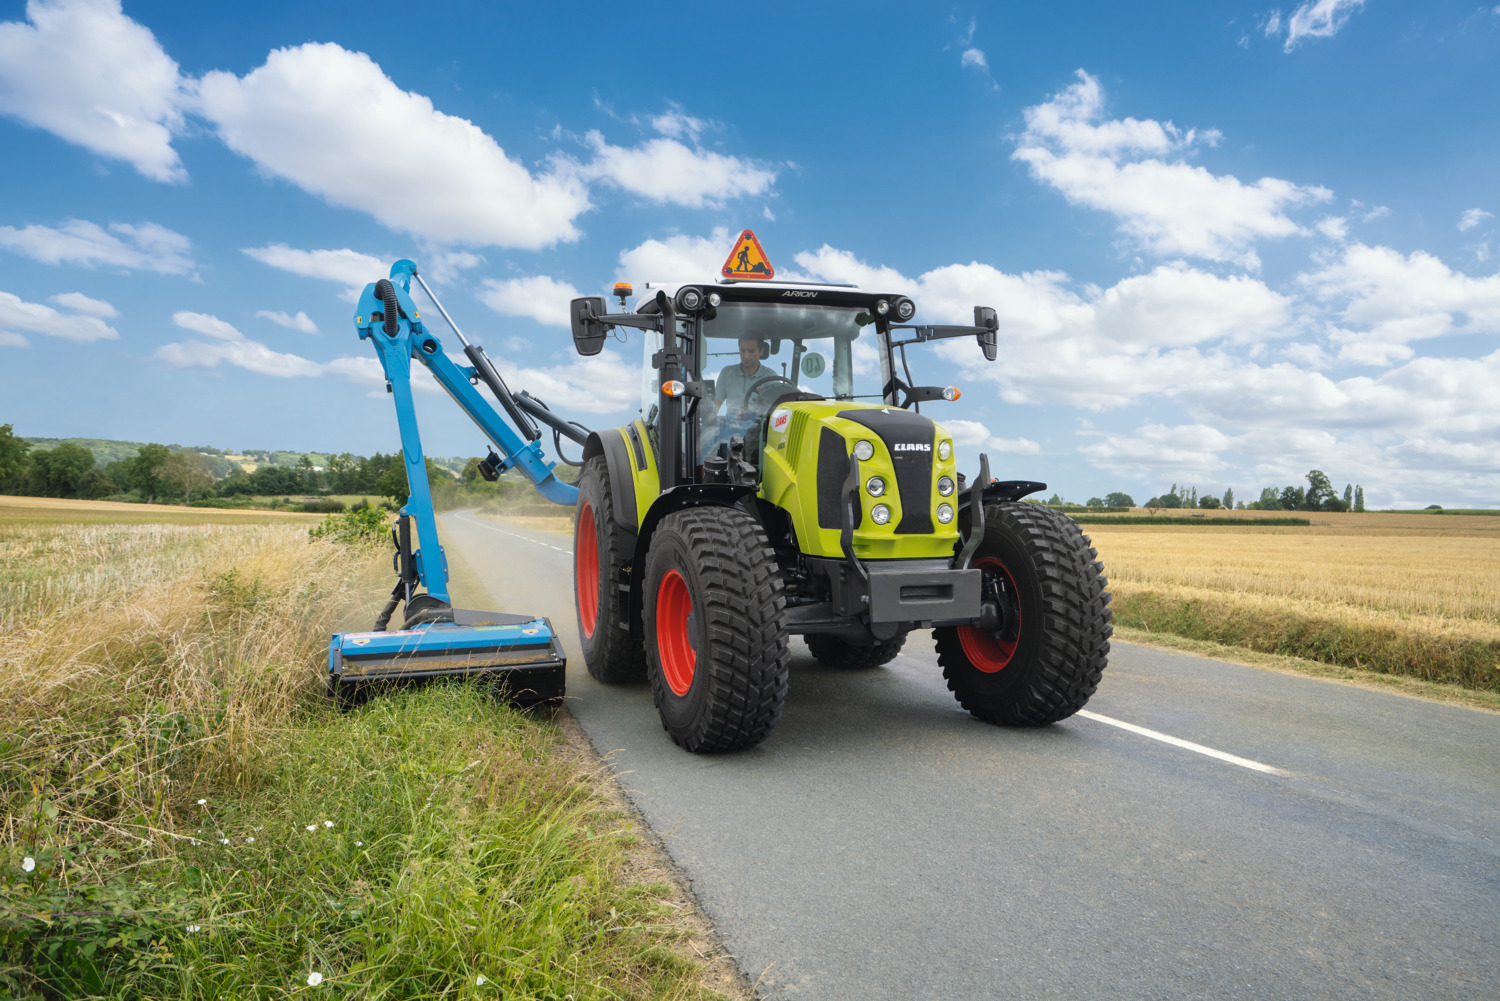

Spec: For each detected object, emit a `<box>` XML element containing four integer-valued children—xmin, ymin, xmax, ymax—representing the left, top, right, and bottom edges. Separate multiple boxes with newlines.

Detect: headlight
<box><xmin>676</xmin><ymin>287</ymin><xmax>702</xmax><ymax>312</ymax></box>
<box><xmin>870</xmin><ymin>504</ymin><xmax>892</xmax><ymax>525</ymax></box>
<box><xmin>707</xmin><ymin>292</ymin><xmax>721</xmax><ymax>307</ymax></box>
<box><xmin>893</xmin><ymin>297</ymin><xmax>916</xmax><ymax>322</ymax></box>
<box><xmin>938</xmin><ymin>476</ymin><xmax>955</xmax><ymax>496</ymax></box>
<box><xmin>853</xmin><ymin>440</ymin><xmax>875</xmax><ymax>461</ymax></box>
<box><xmin>866</xmin><ymin>476</ymin><xmax>886</xmax><ymax>497</ymax></box>
<box><xmin>937</xmin><ymin>440</ymin><xmax>952</xmax><ymax>461</ymax></box>
<box><xmin>937</xmin><ymin>504</ymin><xmax>954</xmax><ymax>524</ymax></box>
<box><xmin>875</xmin><ymin>299</ymin><xmax>890</xmax><ymax>315</ymax></box>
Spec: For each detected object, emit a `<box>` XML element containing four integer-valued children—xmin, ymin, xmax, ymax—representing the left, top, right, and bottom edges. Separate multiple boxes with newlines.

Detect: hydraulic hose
<box><xmin>375</xmin><ymin>279</ymin><xmax>401</xmax><ymax>336</ymax></box>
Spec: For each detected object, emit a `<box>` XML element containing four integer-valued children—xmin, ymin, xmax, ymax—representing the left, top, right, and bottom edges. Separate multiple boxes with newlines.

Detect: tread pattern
<box><xmin>576</xmin><ymin>456</ymin><xmax>647</xmax><ymax>683</ymax></box>
<box><xmin>645</xmin><ymin>507</ymin><xmax>790</xmax><ymax>752</ymax></box>
<box><xmin>935</xmin><ymin>501</ymin><xmax>1112</xmax><ymax>724</ymax></box>
<box><xmin>806</xmin><ymin>632</ymin><xmax>907</xmax><ymax>669</ymax></box>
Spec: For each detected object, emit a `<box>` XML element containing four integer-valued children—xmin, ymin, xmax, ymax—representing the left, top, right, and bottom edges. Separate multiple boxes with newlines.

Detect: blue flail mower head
<box><xmin>329</xmin><ymin>608</ymin><xmax>566</xmax><ymax>706</ymax></box>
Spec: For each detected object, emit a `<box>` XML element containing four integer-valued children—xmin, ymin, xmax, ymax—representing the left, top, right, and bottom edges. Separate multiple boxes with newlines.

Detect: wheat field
<box><xmin>1085</xmin><ymin>513</ymin><xmax>1500</xmax><ymax>689</ymax></box>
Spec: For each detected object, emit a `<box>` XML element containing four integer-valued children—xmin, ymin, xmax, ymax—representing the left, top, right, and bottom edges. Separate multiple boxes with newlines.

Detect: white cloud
<box><xmin>158</xmin><ymin>310</ymin><xmax>321</xmax><ymax>377</ymax></box>
<box><xmin>256</xmin><ymin>310</ymin><xmax>319</xmax><ymax>334</ymax></box>
<box><xmin>195</xmin><ymin>43</ymin><xmax>590</xmax><ymax>248</ymax></box>
<box><xmin>1081</xmin><ymin>423</ymin><xmax>1234</xmax><ymax>477</ymax></box>
<box><xmin>1459</xmin><ymin>208</ymin><xmax>1493</xmax><ymax>232</ymax></box>
<box><xmin>936</xmin><ymin>418</ymin><xmax>1041</xmax><ymax>455</ymax></box>
<box><xmin>424</xmin><ymin>251</ymin><xmax>483</xmax><ymax>286</ymax></box>
<box><xmin>578</xmin><ymin>131</ymin><xmax>777</xmax><ymax>209</ymax></box>
<box><xmin>492</xmin><ymin>348</ymin><xmax>642</xmax><ymax>415</ymax></box>
<box><xmin>650</xmin><ymin>108</ymin><xmax>707</xmax><ymax>142</ymax></box>
<box><xmin>1263</xmin><ymin>10</ymin><xmax>1283</xmax><ymax>36</ymax></box>
<box><xmin>1315</xmin><ymin>215</ymin><xmax>1349</xmax><ymax>241</ymax></box>
<box><xmin>478</xmin><ymin>275</ymin><xmax>581</xmax><ymax>328</ymax></box>
<box><xmin>50</xmin><ymin>291</ymin><xmax>116</xmax><ymax>317</ymax></box>
<box><xmin>617</xmin><ymin>228</ymin><xmax>733</xmax><ymax>284</ymax></box>
<box><xmin>1285</xmin><ymin>0</ymin><xmax>1365</xmax><ymax>52</ymax></box>
<box><xmin>0</xmin><ymin>332</ymin><xmax>27</xmax><ymax>348</ymax></box>
<box><xmin>0</xmin><ymin>0</ymin><xmax>188</xmax><ymax>182</ymax></box>
<box><xmin>0</xmin><ymin>218</ymin><xmax>194</xmax><ymax>274</ymax></box>
<box><xmin>1013</xmin><ymin>71</ymin><xmax>1330</xmax><ymax>264</ymax></box>
<box><xmin>961</xmin><ymin>48</ymin><xmax>988</xmax><ymax>70</ymax></box>
<box><xmin>0</xmin><ymin>289</ymin><xmax>118</xmax><ymax>342</ymax></box>
<box><xmin>242</xmin><ymin>244</ymin><xmax>386</xmax><ymax>299</ymax></box>
<box><xmin>1300</xmin><ymin>242</ymin><xmax>1500</xmax><ymax>364</ymax></box>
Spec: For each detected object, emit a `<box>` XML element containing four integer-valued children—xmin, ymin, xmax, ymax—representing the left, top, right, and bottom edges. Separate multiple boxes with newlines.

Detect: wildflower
<box><xmin>324</xmin><ymin>820</ymin><xmax>334</xmax><ymax>828</ymax></box>
<box><xmin>307</xmin><ymin>971</ymin><xmax>324</xmax><ymax>987</ymax></box>
<box><xmin>220</xmin><ymin>838</ymin><xmax>230</xmax><ymax>845</ymax></box>
<box><xmin>186</xmin><ymin>925</ymin><xmax>201</xmax><ymax>933</ymax></box>
<box><xmin>197</xmin><ymin>799</ymin><xmax>207</xmax><ymax>806</ymax></box>
<box><xmin>355</xmin><ymin>841</ymin><xmax>363</xmax><ymax>847</ymax></box>
<box><xmin>21</xmin><ymin>857</ymin><xmax>35</xmax><ymax>873</ymax></box>
<box><xmin>306</xmin><ymin>824</ymin><xmax>316</xmax><ymax>832</ymax></box>
<box><xmin>246</xmin><ymin>837</ymin><xmax>255</xmax><ymax>844</ymax></box>
<box><xmin>476</xmin><ymin>974</ymin><xmax>488</xmax><ymax>986</ymax></box>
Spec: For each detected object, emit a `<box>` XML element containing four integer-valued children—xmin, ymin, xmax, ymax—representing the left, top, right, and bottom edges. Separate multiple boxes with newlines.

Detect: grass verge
<box><xmin>1</xmin><ymin>515</ymin><xmax>726</xmax><ymax>999</ymax></box>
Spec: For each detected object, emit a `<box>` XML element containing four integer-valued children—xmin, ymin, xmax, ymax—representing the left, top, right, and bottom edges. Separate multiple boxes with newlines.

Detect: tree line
<box><xmin>1137</xmin><ymin>470</ymin><xmax>1365</xmax><ymax>512</ymax></box>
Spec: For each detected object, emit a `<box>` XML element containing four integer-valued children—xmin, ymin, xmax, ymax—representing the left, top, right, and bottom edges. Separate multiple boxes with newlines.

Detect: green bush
<box><xmin>308</xmin><ymin>506</ymin><xmax>389</xmax><ymax>544</ymax></box>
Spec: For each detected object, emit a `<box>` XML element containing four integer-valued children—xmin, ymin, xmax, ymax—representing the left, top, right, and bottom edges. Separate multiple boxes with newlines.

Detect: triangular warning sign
<box><xmin>721</xmin><ymin>229</ymin><xmax>775</xmax><ymax>280</ymax></box>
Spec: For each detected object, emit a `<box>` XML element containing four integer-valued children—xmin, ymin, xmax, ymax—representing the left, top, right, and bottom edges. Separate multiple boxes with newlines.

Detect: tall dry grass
<box><xmin>1088</xmin><ymin>524</ymin><xmax>1500</xmax><ymax>689</ymax></box>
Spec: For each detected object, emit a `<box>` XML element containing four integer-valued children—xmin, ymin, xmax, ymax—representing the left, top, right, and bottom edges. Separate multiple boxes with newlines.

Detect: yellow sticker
<box><xmin>721</xmin><ymin>229</ymin><xmax>775</xmax><ymax>280</ymax></box>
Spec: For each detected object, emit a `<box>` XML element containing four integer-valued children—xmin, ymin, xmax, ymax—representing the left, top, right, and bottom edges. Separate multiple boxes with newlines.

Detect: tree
<box><xmin>1343</xmin><ymin>484</ymin><xmax>1353</xmax><ymax>509</ymax></box>
<box><xmin>0</xmin><ymin>424</ymin><xmax>30</xmax><ymax>490</ymax></box>
<box><xmin>462</xmin><ymin>456</ymin><xmax>484</xmax><ymax>485</ymax></box>
<box><xmin>1222</xmin><ymin>487</ymin><xmax>1234</xmax><ymax>509</ymax></box>
<box><xmin>1255</xmin><ymin>487</ymin><xmax>1281</xmax><ymax>510</ymax></box>
<box><xmin>28</xmin><ymin>442</ymin><xmax>96</xmax><ymax>497</ymax></box>
<box><xmin>1103</xmin><ymin>491</ymin><xmax>1135</xmax><ymax>508</ymax></box>
<box><xmin>1280</xmin><ymin>485</ymin><xmax>1305</xmax><ymax>511</ymax></box>
<box><xmin>1305</xmin><ymin>470</ymin><xmax>1336</xmax><ymax>511</ymax></box>
<box><xmin>126</xmin><ymin>444</ymin><xmax>172</xmax><ymax>502</ymax></box>
<box><xmin>161</xmin><ymin>450</ymin><xmax>215</xmax><ymax>505</ymax></box>
<box><xmin>1198</xmin><ymin>494</ymin><xmax>1221</xmax><ymax>509</ymax></box>
<box><xmin>1354</xmin><ymin>485</ymin><xmax>1365</xmax><ymax>512</ymax></box>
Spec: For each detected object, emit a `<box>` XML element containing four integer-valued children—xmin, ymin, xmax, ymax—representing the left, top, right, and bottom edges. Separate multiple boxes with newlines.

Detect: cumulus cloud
<box><xmin>1284</xmin><ymin>0</ymin><xmax>1366</xmax><ymax>52</ymax></box>
<box><xmin>50</xmin><ymin>291</ymin><xmax>117</xmax><ymax>317</ymax></box>
<box><xmin>0</xmin><ymin>289</ymin><xmax>119</xmax><ymax>342</ymax></box>
<box><xmin>961</xmin><ymin>48</ymin><xmax>988</xmax><ymax>70</ymax></box>
<box><xmin>1459</xmin><ymin>208</ymin><xmax>1493</xmax><ymax>232</ymax></box>
<box><xmin>157</xmin><ymin>310</ymin><xmax>321</xmax><ymax>377</ymax></box>
<box><xmin>1300</xmin><ymin>243</ymin><xmax>1500</xmax><ymax>365</ymax></box>
<box><xmin>1013</xmin><ymin>71</ymin><xmax>1330</xmax><ymax>264</ymax></box>
<box><xmin>941</xmin><ymin>419</ymin><xmax>1040</xmax><ymax>455</ymax></box>
<box><xmin>577</xmin><ymin>131</ymin><xmax>776</xmax><ymax>208</ymax></box>
<box><xmin>256</xmin><ymin>310</ymin><xmax>318</xmax><ymax>334</ymax></box>
<box><xmin>241</xmin><ymin>244</ymin><xmax>386</xmax><ymax>299</ymax></box>
<box><xmin>616</xmin><ymin>228</ymin><xmax>734</xmax><ymax>285</ymax></box>
<box><xmin>0</xmin><ymin>218</ymin><xmax>194</xmax><ymax>274</ymax></box>
<box><xmin>0</xmin><ymin>332</ymin><xmax>27</xmax><ymax>348</ymax></box>
<box><xmin>478</xmin><ymin>275</ymin><xmax>581</xmax><ymax>328</ymax></box>
<box><xmin>195</xmin><ymin>43</ymin><xmax>591</xmax><ymax>248</ymax></box>
<box><xmin>650</xmin><ymin>108</ymin><xmax>708</xmax><ymax>142</ymax></box>
<box><xmin>0</xmin><ymin>0</ymin><xmax>188</xmax><ymax>182</ymax></box>
<box><xmin>1080</xmin><ymin>423</ymin><xmax>1234</xmax><ymax>477</ymax></box>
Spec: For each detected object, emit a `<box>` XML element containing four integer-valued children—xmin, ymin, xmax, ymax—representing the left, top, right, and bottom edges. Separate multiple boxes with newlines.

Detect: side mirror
<box><xmin>570</xmin><ymin>296</ymin><xmax>608</xmax><ymax>356</ymax></box>
<box><xmin>974</xmin><ymin>306</ymin><xmax>998</xmax><ymax>362</ymax></box>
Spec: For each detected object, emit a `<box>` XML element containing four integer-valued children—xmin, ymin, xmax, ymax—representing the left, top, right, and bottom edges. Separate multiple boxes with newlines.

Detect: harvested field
<box><xmin>1086</xmin><ymin>512</ymin><xmax>1500</xmax><ymax>691</ymax></box>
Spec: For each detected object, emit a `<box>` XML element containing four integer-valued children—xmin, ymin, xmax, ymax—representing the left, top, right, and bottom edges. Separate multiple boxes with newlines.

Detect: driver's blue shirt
<box><xmin>713</xmin><ymin>361</ymin><xmax>776</xmax><ymax>412</ymax></box>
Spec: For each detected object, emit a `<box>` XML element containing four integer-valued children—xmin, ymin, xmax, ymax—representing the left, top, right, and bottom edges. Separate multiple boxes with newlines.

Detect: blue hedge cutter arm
<box><xmin>327</xmin><ymin>259</ymin><xmax>584</xmax><ymax>706</ymax></box>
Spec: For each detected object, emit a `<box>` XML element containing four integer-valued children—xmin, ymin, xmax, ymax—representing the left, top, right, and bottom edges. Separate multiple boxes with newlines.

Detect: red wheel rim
<box><xmin>655</xmin><ymin>569</ymin><xmax>696</xmax><ymax>696</ymax></box>
<box><xmin>575</xmin><ymin>502</ymin><xmax>599</xmax><ymax>638</ymax></box>
<box><xmin>958</xmin><ymin>556</ymin><xmax>1020</xmax><ymax>673</ymax></box>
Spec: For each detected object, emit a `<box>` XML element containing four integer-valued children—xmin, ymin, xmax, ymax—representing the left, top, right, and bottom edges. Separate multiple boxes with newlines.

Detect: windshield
<box><xmin>695</xmin><ymin>301</ymin><xmax>869</xmax><ymax>461</ymax></box>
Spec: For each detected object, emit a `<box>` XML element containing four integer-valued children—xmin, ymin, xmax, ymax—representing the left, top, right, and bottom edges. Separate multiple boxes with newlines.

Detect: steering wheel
<box><xmin>740</xmin><ymin>375</ymin><xmax>800</xmax><ymax>414</ymax></box>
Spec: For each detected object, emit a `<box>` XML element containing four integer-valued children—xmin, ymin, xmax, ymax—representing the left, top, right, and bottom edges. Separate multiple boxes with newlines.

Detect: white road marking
<box><xmin>1077</xmin><ymin>709</ymin><xmax>1289</xmax><ymax>776</ymax></box>
<box><xmin>452</xmin><ymin>510</ymin><xmax>573</xmax><ymax>556</ymax></box>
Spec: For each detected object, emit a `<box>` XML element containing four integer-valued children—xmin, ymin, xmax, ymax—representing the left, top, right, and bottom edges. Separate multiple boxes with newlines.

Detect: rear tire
<box><xmin>934</xmin><ymin>501</ymin><xmax>1111</xmax><ymax>724</ymax></box>
<box><xmin>643</xmin><ymin>507</ymin><xmax>789</xmax><ymax>752</ymax></box>
<box><xmin>805</xmin><ymin>632</ymin><xmax>906</xmax><ymax>669</ymax></box>
<box><xmin>575</xmin><ymin>456</ymin><xmax>646</xmax><ymax>683</ymax></box>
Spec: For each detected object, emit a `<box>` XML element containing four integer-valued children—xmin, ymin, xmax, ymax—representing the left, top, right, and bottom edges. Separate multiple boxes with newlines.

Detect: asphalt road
<box><xmin>440</xmin><ymin>509</ymin><xmax>1500</xmax><ymax>1000</ymax></box>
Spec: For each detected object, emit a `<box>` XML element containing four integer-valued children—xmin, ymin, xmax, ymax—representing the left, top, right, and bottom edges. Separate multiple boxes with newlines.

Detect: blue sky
<box><xmin>2</xmin><ymin>0</ymin><xmax>1497</xmax><ymax>507</ymax></box>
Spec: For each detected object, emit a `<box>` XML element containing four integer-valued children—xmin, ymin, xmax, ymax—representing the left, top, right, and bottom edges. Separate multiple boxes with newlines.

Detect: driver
<box><xmin>714</xmin><ymin>336</ymin><xmax>777</xmax><ymax>418</ymax></box>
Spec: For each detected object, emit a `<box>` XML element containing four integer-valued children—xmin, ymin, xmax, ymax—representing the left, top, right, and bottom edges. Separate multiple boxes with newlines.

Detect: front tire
<box><xmin>575</xmin><ymin>456</ymin><xmax>646</xmax><ymax>683</ymax></box>
<box><xmin>643</xmin><ymin>507</ymin><xmax>789</xmax><ymax>752</ymax></box>
<box><xmin>806</xmin><ymin>632</ymin><xmax>906</xmax><ymax>669</ymax></box>
<box><xmin>934</xmin><ymin>501</ymin><xmax>1112</xmax><ymax>724</ymax></box>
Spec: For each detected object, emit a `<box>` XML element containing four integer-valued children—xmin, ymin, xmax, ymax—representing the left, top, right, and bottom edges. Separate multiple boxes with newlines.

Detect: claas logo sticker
<box><xmin>722</xmin><ymin>229</ymin><xmax>775</xmax><ymax>280</ymax></box>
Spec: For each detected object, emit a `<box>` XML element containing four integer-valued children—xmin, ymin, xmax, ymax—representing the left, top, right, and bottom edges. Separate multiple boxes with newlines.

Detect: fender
<box><xmin>582</xmin><ymin>429</ymin><xmax>639</xmax><ymax>554</ymax></box>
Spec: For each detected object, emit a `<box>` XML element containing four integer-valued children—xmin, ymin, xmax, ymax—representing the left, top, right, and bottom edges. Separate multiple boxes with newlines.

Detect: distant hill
<box><xmin>21</xmin><ymin>437</ymin><xmax>471</xmax><ymax>477</ymax></box>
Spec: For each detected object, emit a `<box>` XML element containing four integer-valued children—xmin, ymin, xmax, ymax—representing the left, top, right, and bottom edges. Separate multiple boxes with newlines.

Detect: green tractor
<box><xmin>568</xmin><ymin>257</ymin><xmax>1111</xmax><ymax>752</ymax></box>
